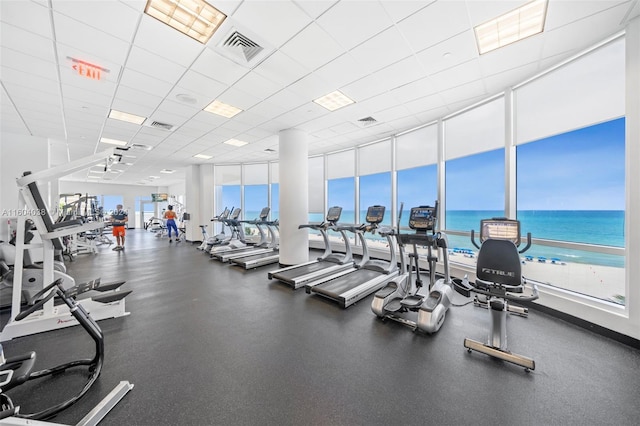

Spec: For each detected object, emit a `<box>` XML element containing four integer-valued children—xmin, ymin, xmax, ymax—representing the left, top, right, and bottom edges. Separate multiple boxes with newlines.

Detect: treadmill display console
<box><xmin>365</xmin><ymin>205</ymin><xmax>385</xmax><ymax>224</ymax></box>
<box><xmin>259</xmin><ymin>207</ymin><xmax>270</xmax><ymax>219</ymax></box>
<box><xmin>409</xmin><ymin>206</ymin><xmax>436</xmax><ymax>230</ymax></box>
<box><xmin>326</xmin><ymin>206</ymin><xmax>342</xmax><ymax>223</ymax></box>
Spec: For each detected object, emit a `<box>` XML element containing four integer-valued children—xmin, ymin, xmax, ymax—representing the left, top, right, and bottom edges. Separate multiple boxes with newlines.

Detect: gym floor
<box><xmin>1</xmin><ymin>229</ymin><xmax>639</xmax><ymax>426</ymax></box>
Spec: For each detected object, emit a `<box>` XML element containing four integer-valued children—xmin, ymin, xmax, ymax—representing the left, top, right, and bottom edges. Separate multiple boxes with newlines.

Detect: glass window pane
<box><xmin>359</xmin><ymin>172</ymin><xmax>392</xmax><ymax>227</ymax></box>
<box><xmin>244</xmin><ymin>185</ymin><xmax>268</xmax><ymax>219</ymax></box>
<box><xmin>328</xmin><ymin>177</ymin><xmax>355</xmax><ymax>225</ymax></box>
<box><xmin>445</xmin><ymin>149</ymin><xmax>505</xmax><ymax>235</ymax></box>
<box><xmin>445</xmin><ymin>97</ymin><xmax>505</xmax><ymax>160</ymax></box>
<box><xmin>397</xmin><ymin>165</ymin><xmax>437</xmax><ymax>228</ymax></box>
<box><xmin>515</xmin><ymin>38</ymin><xmax>625</xmax><ymax>145</ymax></box>
<box><xmin>309</xmin><ymin>156</ymin><xmax>324</xmax><ymax>213</ymax></box>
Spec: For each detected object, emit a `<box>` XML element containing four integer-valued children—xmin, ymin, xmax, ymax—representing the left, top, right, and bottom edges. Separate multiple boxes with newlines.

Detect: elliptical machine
<box><xmin>371</xmin><ymin>202</ymin><xmax>454</xmax><ymax>334</ymax></box>
<box><xmin>453</xmin><ymin>217</ymin><xmax>539</xmax><ymax>371</ymax></box>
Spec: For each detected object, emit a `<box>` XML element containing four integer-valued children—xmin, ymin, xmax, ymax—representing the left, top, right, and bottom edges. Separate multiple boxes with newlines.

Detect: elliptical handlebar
<box><xmin>519</xmin><ymin>233</ymin><xmax>532</xmax><ymax>254</ymax></box>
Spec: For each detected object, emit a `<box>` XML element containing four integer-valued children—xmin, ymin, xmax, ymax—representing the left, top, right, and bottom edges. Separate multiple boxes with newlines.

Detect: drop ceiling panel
<box><xmin>286</xmin><ymin>73</ymin><xmax>334</xmax><ymax>101</ymax></box>
<box><xmin>0</xmin><ymin>1</ymin><xmax>52</xmax><ymax>39</ymax></box>
<box><xmin>174</xmin><ymin>71</ymin><xmax>227</xmax><ymax>106</ymax></box>
<box><xmin>316</xmin><ymin>1</ymin><xmax>393</xmax><ymax>50</ymax></box>
<box><xmin>253</xmin><ymin>50</ymin><xmax>310</xmax><ymax>87</ymax></box>
<box><xmin>341</xmin><ymin>74</ymin><xmax>386</xmax><ymax>102</ymax></box>
<box><xmin>232</xmin><ymin>1</ymin><xmax>312</xmax><ymax>48</ymax></box>
<box><xmin>373</xmin><ymin>56</ymin><xmax>426</xmax><ymax>93</ymax></box>
<box><xmin>217</xmin><ymin>86</ymin><xmax>262</xmax><ymax>110</ymax></box>
<box><xmin>62</xmin><ymin>85</ymin><xmax>113</xmax><ymax>109</ymax></box>
<box><xmin>479</xmin><ymin>36</ymin><xmax>543</xmax><ymax>77</ymax></box>
<box><xmin>53</xmin><ymin>12</ymin><xmax>131</xmax><ymax>66</ymax></box>
<box><xmin>134</xmin><ymin>14</ymin><xmax>205</xmax><ymax>65</ymax></box>
<box><xmin>120</xmin><ymin>68</ymin><xmax>175</xmax><ymax>99</ymax></box>
<box><xmin>1</xmin><ymin>48</ymin><xmax>58</xmax><ymax>81</ymax></box>
<box><xmin>191</xmin><ymin>48</ymin><xmax>250</xmax><ymax>86</ymax></box>
<box><xmin>126</xmin><ymin>46</ymin><xmax>187</xmax><ymax>84</ymax></box>
<box><xmin>545</xmin><ymin>0</ymin><xmax>627</xmax><ymax>31</ymax></box>
<box><xmin>114</xmin><ymin>85</ymin><xmax>163</xmax><ymax>112</ymax></box>
<box><xmin>349</xmin><ymin>27</ymin><xmax>413</xmax><ymax>74</ymax></box>
<box><xmin>233</xmin><ymin>72</ymin><xmax>282</xmax><ymax>101</ymax></box>
<box><xmin>415</xmin><ymin>30</ymin><xmax>479</xmax><ymax>76</ymax></box>
<box><xmin>292</xmin><ymin>0</ymin><xmax>338</xmax><ymax>19</ymax></box>
<box><xmin>1</xmin><ymin>24</ymin><xmax>57</xmax><ymax>63</ymax></box>
<box><xmin>465</xmin><ymin>0</ymin><xmax>523</xmax><ymax>27</ymax></box>
<box><xmin>279</xmin><ymin>22</ymin><xmax>346</xmax><ymax>71</ymax></box>
<box><xmin>379</xmin><ymin>0</ymin><xmax>434</xmax><ymax>23</ymax></box>
<box><xmin>397</xmin><ymin>0</ymin><xmax>471</xmax><ymax>52</ymax></box>
<box><xmin>390</xmin><ymin>76</ymin><xmax>438</xmax><ymax>104</ymax></box>
<box><xmin>51</xmin><ymin>0</ymin><xmax>141</xmax><ymax>43</ymax></box>
<box><xmin>314</xmin><ymin>53</ymin><xmax>369</xmax><ymax>89</ymax></box>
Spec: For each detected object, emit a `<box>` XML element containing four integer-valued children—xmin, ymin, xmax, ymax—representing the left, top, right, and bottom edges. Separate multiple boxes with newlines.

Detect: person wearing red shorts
<box><xmin>111</xmin><ymin>204</ymin><xmax>128</xmax><ymax>251</ymax></box>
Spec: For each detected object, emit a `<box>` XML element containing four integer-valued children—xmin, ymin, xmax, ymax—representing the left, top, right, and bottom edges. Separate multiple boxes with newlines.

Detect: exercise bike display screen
<box><xmin>365</xmin><ymin>205</ymin><xmax>385</xmax><ymax>224</ymax></box>
<box><xmin>409</xmin><ymin>206</ymin><xmax>436</xmax><ymax>230</ymax></box>
<box><xmin>480</xmin><ymin>219</ymin><xmax>520</xmax><ymax>244</ymax></box>
<box><xmin>326</xmin><ymin>206</ymin><xmax>342</xmax><ymax>222</ymax></box>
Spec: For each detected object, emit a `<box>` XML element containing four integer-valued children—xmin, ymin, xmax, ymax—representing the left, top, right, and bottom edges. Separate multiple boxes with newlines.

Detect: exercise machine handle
<box><xmin>470</xmin><ymin>229</ymin><xmax>480</xmax><ymax>249</ymax></box>
<box><xmin>519</xmin><ymin>232</ymin><xmax>532</xmax><ymax>253</ymax></box>
<box><xmin>15</xmin><ymin>278</ymin><xmax>63</xmax><ymax>321</ymax></box>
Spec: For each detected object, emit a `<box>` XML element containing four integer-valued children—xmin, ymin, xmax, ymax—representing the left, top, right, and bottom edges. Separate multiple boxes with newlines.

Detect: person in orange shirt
<box><xmin>163</xmin><ymin>205</ymin><xmax>180</xmax><ymax>243</ymax></box>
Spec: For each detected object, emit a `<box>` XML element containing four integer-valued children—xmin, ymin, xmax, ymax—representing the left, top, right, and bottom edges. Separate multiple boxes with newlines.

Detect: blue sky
<box><xmin>517</xmin><ymin>118</ymin><xmax>625</xmax><ymax>210</ymax></box>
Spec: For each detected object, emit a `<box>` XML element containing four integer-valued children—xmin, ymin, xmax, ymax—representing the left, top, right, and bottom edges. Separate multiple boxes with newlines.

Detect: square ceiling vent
<box><xmin>216</xmin><ymin>27</ymin><xmax>273</xmax><ymax>68</ymax></box>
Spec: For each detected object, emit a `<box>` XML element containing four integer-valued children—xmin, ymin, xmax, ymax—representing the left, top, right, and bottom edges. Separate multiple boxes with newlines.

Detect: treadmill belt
<box><xmin>312</xmin><ymin>269</ymin><xmax>382</xmax><ymax>299</ymax></box>
<box><xmin>275</xmin><ymin>262</ymin><xmax>334</xmax><ymax>280</ymax></box>
<box><xmin>233</xmin><ymin>251</ymin><xmax>277</xmax><ymax>264</ymax></box>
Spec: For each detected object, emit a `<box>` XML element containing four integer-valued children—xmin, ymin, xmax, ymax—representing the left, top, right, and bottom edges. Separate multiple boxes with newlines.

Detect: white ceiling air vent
<box><xmin>357</xmin><ymin>116</ymin><xmax>378</xmax><ymax>127</ymax></box>
<box><xmin>145</xmin><ymin>120</ymin><xmax>176</xmax><ymax>132</ymax></box>
<box><xmin>216</xmin><ymin>27</ymin><xmax>272</xmax><ymax>67</ymax></box>
<box><xmin>222</xmin><ymin>31</ymin><xmax>263</xmax><ymax>62</ymax></box>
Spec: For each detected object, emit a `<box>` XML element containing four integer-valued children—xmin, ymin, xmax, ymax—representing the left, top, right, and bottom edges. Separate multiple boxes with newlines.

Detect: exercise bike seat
<box><xmin>421</xmin><ymin>290</ymin><xmax>443</xmax><ymax>312</ymax></box>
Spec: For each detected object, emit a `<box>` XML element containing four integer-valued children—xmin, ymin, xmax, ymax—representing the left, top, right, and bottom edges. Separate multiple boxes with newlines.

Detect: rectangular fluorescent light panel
<box><xmin>313</xmin><ymin>90</ymin><xmax>355</xmax><ymax>112</ymax></box>
<box><xmin>100</xmin><ymin>137</ymin><xmax>128</xmax><ymax>147</ymax></box>
<box><xmin>204</xmin><ymin>100</ymin><xmax>243</xmax><ymax>118</ymax></box>
<box><xmin>193</xmin><ymin>154</ymin><xmax>213</xmax><ymax>159</ymax></box>
<box><xmin>160</xmin><ymin>169</ymin><xmax>176</xmax><ymax>174</ymax></box>
<box><xmin>144</xmin><ymin>0</ymin><xmax>227</xmax><ymax>44</ymax></box>
<box><xmin>224</xmin><ymin>139</ymin><xmax>248</xmax><ymax>147</ymax></box>
<box><xmin>109</xmin><ymin>109</ymin><xmax>146</xmax><ymax>125</ymax></box>
<box><xmin>475</xmin><ymin>0</ymin><xmax>548</xmax><ymax>55</ymax></box>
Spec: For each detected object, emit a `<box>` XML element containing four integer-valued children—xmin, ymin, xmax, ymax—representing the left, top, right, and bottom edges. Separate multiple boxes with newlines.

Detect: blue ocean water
<box><xmin>252</xmin><ymin>210</ymin><xmax>625</xmax><ymax>268</ymax></box>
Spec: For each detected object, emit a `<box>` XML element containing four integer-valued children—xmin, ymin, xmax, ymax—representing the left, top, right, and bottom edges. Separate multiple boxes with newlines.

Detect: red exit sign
<box><xmin>68</xmin><ymin>57</ymin><xmax>109</xmax><ymax>81</ymax></box>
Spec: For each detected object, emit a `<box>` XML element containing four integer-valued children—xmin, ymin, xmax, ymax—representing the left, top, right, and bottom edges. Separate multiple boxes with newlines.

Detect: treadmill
<box><xmin>211</xmin><ymin>207</ymin><xmax>269</xmax><ymax>259</ymax></box>
<box><xmin>267</xmin><ymin>206</ymin><xmax>355</xmax><ymax>289</ymax></box>
<box><xmin>214</xmin><ymin>208</ymin><xmax>276</xmax><ymax>263</ymax></box>
<box><xmin>304</xmin><ymin>205</ymin><xmax>399</xmax><ymax>308</ymax></box>
<box><xmin>229</xmin><ymin>219</ymin><xmax>280</xmax><ymax>269</ymax></box>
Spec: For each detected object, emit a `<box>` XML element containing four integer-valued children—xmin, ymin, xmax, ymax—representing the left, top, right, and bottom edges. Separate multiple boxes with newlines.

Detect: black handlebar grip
<box><xmin>15</xmin><ymin>278</ymin><xmax>63</xmax><ymax>321</ymax></box>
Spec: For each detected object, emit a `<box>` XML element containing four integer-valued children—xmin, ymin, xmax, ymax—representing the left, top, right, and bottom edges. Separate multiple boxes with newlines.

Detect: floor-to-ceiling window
<box><xmin>270</xmin><ymin>162</ymin><xmax>279</xmax><ymax>221</ymax></box>
<box><xmin>396</xmin><ymin>124</ymin><xmax>439</xmax><ymax>229</ymax></box>
<box><xmin>515</xmin><ymin>37</ymin><xmax>626</xmax><ymax>304</ymax></box>
<box><xmin>215</xmin><ymin>165</ymin><xmax>241</xmax><ymax>235</ymax></box>
<box><xmin>327</xmin><ymin>150</ymin><xmax>355</xmax><ymax>248</ymax></box>
<box><xmin>444</xmin><ymin>97</ymin><xmax>506</xmax><ymax>252</ymax></box>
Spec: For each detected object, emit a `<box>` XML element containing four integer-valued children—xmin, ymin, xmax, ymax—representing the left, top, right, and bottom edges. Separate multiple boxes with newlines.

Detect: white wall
<box><xmin>0</xmin><ymin>132</ymin><xmax>49</xmax><ymax>239</ymax></box>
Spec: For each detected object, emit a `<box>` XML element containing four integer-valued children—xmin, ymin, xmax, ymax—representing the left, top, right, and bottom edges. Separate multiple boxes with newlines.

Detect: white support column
<box><xmin>185</xmin><ymin>165</ymin><xmax>201</xmax><ymax>241</ymax></box>
<box><xmin>278</xmin><ymin>129</ymin><xmax>309</xmax><ymax>265</ymax></box>
<box><xmin>436</xmin><ymin>119</ymin><xmax>446</xmax><ymax>231</ymax></box>
<box><xmin>625</xmin><ymin>17</ymin><xmax>640</xmax><ymax>338</ymax></box>
<box><xmin>505</xmin><ymin>88</ymin><xmax>517</xmax><ymax>219</ymax></box>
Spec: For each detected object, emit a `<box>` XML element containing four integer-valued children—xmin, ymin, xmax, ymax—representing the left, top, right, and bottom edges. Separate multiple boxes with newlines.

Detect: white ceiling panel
<box><xmin>349</xmin><ymin>26</ymin><xmax>413</xmax><ymax>73</ymax></box>
<box><xmin>0</xmin><ymin>0</ymin><xmax>52</xmax><ymax>39</ymax></box>
<box><xmin>53</xmin><ymin>12</ymin><xmax>131</xmax><ymax>66</ymax></box>
<box><xmin>316</xmin><ymin>1</ymin><xmax>393</xmax><ymax>50</ymax></box>
<box><xmin>191</xmin><ymin>48</ymin><xmax>250</xmax><ymax>86</ymax></box>
<box><xmin>232</xmin><ymin>1</ymin><xmax>312</xmax><ymax>48</ymax></box>
<box><xmin>120</xmin><ymin>68</ymin><xmax>175</xmax><ymax>99</ymax></box>
<box><xmin>126</xmin><ymin>46</ymin><xmax>187</xmax><ymax>84</ymax></box>
<box><xmin>396</xmin><ymin>0</ymin><xmax>471</xmax><ymax>52</ymax></box>
<box><xmin>134</xmin><ymin>14</ymin><xmax>205</xmax><ymax>66</ymax></box>
<box><xmin>279</xmin><ymin>22</ymin><xmax>346</xmax><ymax>71</ymax></box>
<box><xmin>51</xmin><ymin>0</ymin><xmax>141</xmax><ymax>43</ymax></box>
<box><xmin>0</xmin><ymin>0</ymin><xmax>630</xmax><ymax>185</ymax></box>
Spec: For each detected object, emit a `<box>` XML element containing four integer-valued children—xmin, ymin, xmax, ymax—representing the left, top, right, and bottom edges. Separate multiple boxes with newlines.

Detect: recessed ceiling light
<box><xmin>149</xmin><ymin>175</ymin><xmax>160</xmax><ymax>179</ymax></box>
<box><xmin>224</xmin><ymin>139</ymin><xmax>248</xmax><ymax>147</ymax></box>
<box><xmin>88</xmin><ymin>175</ymin><xmax>101</xmax><ymax>179</ymax></box>
<box><xmin>89</xmin><ymin>170</ymin><xmax>105</xmax><ymax>174</ymax></box>
<box><xmin>160</xmin><ymin>169</ymin><xmax>176</xmax><ymax>174</ymax></box>
<box><xmin>474</xmin><ymin>0</ymin><xmax>548</xmax><ymax>55</ymax></box>
<box><xmin>204</xmin><ymin>100</ymin><xmax>243</xmax><ymax>118</ymax></box>
<box><xmin>108</xmin><ymin>109</ymin><xmax>146</xmax><ymax>125</ymax></box>
<box><xmin>100</xmin><ymin>137</ymin><xmax>128</xmax><ymax>147</ymax></box>
<box><xmin>176</xmin><ymin>93</ymin><xmax>198</xmax><ymax>104</ymax></box>
<box><xmin>144</xmin><ymin>0</ymin><xmax>227</xmax><ymax>44</ymax></box>
<box><xmin>313</xmin><ymin>90</ymin><xmax>355</xmax><ymax>111</ymax></box>
<box><xmin>193</xmin><ymin>153</ymin><xmax>213</xmax><ymax>159</ymax></box>
<box><xmin>123</xmin><ymin>162</ymin><xmax>134</xmax><ymax>166</ymax></box>
<box><xmin>123</xmin><ymin>155</ymin><xmax>137</xmax><ymax>159</ymax></box>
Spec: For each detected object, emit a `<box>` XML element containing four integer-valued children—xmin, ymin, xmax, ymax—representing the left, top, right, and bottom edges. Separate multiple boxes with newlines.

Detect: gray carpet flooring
<box><xmin>2</xmin><ymin>229</ymin><xmax>639</xmax><ymax>425</ymax></box>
